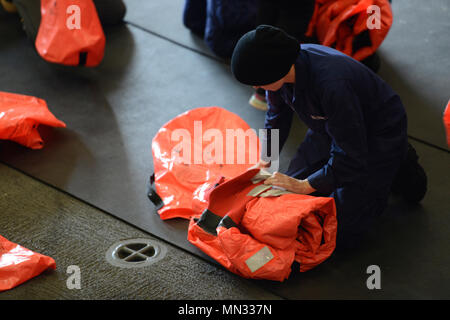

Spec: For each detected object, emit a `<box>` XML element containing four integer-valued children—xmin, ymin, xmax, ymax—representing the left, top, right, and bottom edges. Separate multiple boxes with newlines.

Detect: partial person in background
<box><xmin>183</xmin><ymin>0</ymin><xmax>259</xmax><ymax>59</ymax></box>
<box><xmin>5</xmin><ymin>0</ymin><xmax>126</xmax><ymax>41</ymax></box>
<box><xmin>2</xmin><ymin>0</ymin><xmax>126</xmax><ymax>67</ymax></box>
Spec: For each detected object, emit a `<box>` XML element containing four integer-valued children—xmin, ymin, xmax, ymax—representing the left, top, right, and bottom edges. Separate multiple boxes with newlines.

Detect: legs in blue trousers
<box><xmin>284</xmin><ymin>129</ymin><xmax>400</xmax><ymax>251</ymax></box>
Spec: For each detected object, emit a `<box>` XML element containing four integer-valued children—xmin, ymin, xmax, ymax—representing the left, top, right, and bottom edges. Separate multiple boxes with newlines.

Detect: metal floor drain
<box><xmin>106</xmin><ymin>238</ymin><xmax>167</xmax><ymax>268</ymax></box>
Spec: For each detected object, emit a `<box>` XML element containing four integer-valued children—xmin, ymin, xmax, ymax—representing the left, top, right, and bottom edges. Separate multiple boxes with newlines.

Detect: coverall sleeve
<box><xmin>307</xmin><ymin>80</ymin><xmax>369</xmax><ymax>194</ymax></box>
<box><xmin>261</xmin><ymin>90</ymin><xmax>294</xmax><ymax>162</ymax></box>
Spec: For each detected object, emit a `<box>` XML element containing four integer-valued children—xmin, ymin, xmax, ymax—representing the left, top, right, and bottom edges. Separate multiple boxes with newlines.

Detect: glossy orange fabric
<box><xmin>188</xmin><ymin>169</ymin><xmax>337</xmax><ymax>281</ymax></box>
<box><xmin>444</xmin><ymin>100</ymin><xmax>450</xmax><ymax>147</ymax></box>
<box><xmin>152</xmin><ymin>106</ymin><xmax>259</xmax><ymax>220</ymax></box>
<box><xmin>153</xmin><ymin>107</ymin><xmax>337</xmax><ymax>281</ymax></box>
<box><xmin>306</xmin><ymin>0</ymin><xmax>393</xmax><ymax>61</ymax></box>
<box><xmin>0</xmin><ymin>235</ymin><xmax>56</xmax><ymax>291</ymax></box>
<box><xmin>0</xmin><ymin>91</ymin><xmax>66</xmax><ymax>149</ymax></box>
<box><xmin>35</xmin><ymin>0</ymin><xmax>105</xmax><ymax>66</ymax></box>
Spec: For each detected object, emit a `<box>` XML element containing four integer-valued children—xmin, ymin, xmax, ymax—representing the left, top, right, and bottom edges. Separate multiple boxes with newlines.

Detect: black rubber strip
<box><xmin>218</xmin><ymin>215</ymin><xmax>238</xmax><ymax>230</ymax></box>
<box><xmin>147</xmin><ymin>173</ymin><xmax>164</xmax><ymax>211</ymax></box>
<box><xmin>78</xmin><ymin>52</ymin><xmax>88</xmax><ymax>66</ymax></box>
<box><xmin>196</xmin><ymin>209</ymin><xmax>223</xmax><ymax>236</ymax></box>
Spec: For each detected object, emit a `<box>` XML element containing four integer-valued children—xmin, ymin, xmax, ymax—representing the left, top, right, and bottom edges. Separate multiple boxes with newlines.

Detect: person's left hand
<box><xmin>263</xmin><ymin>172</ymin><xmax>316</xmax><ymax>195</ymax></box>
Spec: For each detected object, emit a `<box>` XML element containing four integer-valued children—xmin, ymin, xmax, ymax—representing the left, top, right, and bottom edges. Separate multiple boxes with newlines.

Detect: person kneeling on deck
<box><xmin>231</xmin><ymin>25</ymin><xmax>427</xmax><ymax>251</ymax></box>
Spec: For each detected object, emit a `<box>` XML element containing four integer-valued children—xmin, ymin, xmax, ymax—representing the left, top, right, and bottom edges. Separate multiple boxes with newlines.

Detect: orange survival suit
<box><xmin>149</xmin><ymin>107</ymin><xmax>337</xmax><ymax>281</ymax></box>
<box><xmin>306</xmin><ymin>0</ymin><xmax>393</xmax><ymax>61</ymax></box>
<box><xmin>0</xmin><ymin>91</ymin><xmax>66</xmax><ymax>149</ymax></box>
<box><xmin>0</xmin><ymin>235</ymin><xmax>56</xmax><ymax>291</ymax></box>
<box><xmin>444</xmin><ymin>101</ymin><xmax>450</xmax><ymax>148</ymax></box>
<box><xmin>35</xmin><ymin>0</ymin><xmax>105</xmax><ymax>66</ymax></box>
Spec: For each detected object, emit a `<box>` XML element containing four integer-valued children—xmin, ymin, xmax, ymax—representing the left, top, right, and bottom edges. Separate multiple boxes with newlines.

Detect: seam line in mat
<box><xmin>0</xmin><ymin>160</ymin><xmax>288</xmax><ymax>300</ymax></box>
<box><xmin>408</xmin><ymin>135</ymin><xmax>450</xmax><ymax>154</ymax></box>
<box><xmin>125</xmin><ymin>20</ymin><xmax>228</xmax><ymax>65</ymax></box>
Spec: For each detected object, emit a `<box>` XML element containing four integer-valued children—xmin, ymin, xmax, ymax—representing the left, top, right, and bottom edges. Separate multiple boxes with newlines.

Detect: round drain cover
<box><xmin>106</xmin><ymin>238</ymin><xmax>167</xmax><ymax>268</ymax></box>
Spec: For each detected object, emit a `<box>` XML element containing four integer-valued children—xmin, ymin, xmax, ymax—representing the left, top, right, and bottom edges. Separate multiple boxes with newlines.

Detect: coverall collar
<box><xmin>294</xmin><ymin>47</ymin><xmax>309</xmax><ymax>92</ymax></box>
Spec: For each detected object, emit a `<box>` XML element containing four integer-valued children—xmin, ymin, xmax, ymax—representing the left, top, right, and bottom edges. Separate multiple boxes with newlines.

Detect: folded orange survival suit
<box><xmin>0</xmin><ymin>235</ymin><xmax>56</xmax><ymax>291</ymax></box>
<box><xmin>188</xmin><ymin>168</ymin><xmax>337</xmax><ymax>281</ymax></box>
<box><xmin>35</xmin><ymin>0</ymin><xmax>105</xmax><ymax>66</ymax></box>
<box><xmin>306</xmin><ymin>0</ymin><xmax>393</xmax><ymax>61</ymax></box>
<box><xmin>0</xmin><ymin>91</ymin><xmax>66</xmax><ymax>149</ymax></box>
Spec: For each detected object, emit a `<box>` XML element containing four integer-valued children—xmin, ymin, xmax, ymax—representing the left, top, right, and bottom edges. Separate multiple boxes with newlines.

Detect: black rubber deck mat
<box><xmin>123</xmin><ymin>0</ymin><xmax>450</xmax><ymax>151</ymax></box>
<box><xmin>376</xmin><ymin>0</ymin><xmax>450</xmax><ymax>151</ymax></box>
<box><xmin>1</xmin><ymin>5</ymin><xmax>449</xmax><ymax>298</ymax></box>
<box><xmin>122</xmin><ymin>0</ymin><xmax>215</xmax><ymax>60</ymax></box>
<box><xmin>0</xmin><ymin>14</ymin><xmax>299</xmax><ymax>258</ymax></box>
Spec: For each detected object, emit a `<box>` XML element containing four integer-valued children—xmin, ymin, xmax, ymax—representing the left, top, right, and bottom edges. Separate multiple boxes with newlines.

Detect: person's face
<box><xmin>253</xmin><ymin>77</ymin><xmax>285</xmax><ymax>92</ymax></box>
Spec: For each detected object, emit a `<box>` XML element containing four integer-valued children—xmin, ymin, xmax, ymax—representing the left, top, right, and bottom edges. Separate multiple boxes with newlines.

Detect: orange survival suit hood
<box><xmin>35</xmin><ymin>0</ymin><xmax>105</xmax><ymax>66</ymax></box>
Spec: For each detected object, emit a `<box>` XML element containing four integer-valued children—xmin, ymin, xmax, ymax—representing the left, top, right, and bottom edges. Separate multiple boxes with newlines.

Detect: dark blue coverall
<box><xmin>263</xmin><ymin>44</ymin><xmax>408</xmax><ymax>249</ymax></box>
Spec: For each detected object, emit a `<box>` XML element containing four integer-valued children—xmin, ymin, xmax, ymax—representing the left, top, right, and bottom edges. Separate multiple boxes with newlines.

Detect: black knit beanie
<box><xmin>231</xmin><ymin>25</ymin><xmax>300</xmax><ymax>86</ymax></box>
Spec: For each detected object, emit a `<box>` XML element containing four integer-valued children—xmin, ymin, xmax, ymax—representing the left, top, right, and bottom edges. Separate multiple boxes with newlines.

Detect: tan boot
<box><xmin>1</xmin><ymin>0</ymin><xmax>17</xmax><ymax>13</ymax></box>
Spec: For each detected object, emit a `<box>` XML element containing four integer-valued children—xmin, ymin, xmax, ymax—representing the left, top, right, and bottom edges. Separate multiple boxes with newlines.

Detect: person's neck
<box><xmin>285</xmin><ymin>65</ymin><xmax>296</xmax><ymax>84</ymax></box>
